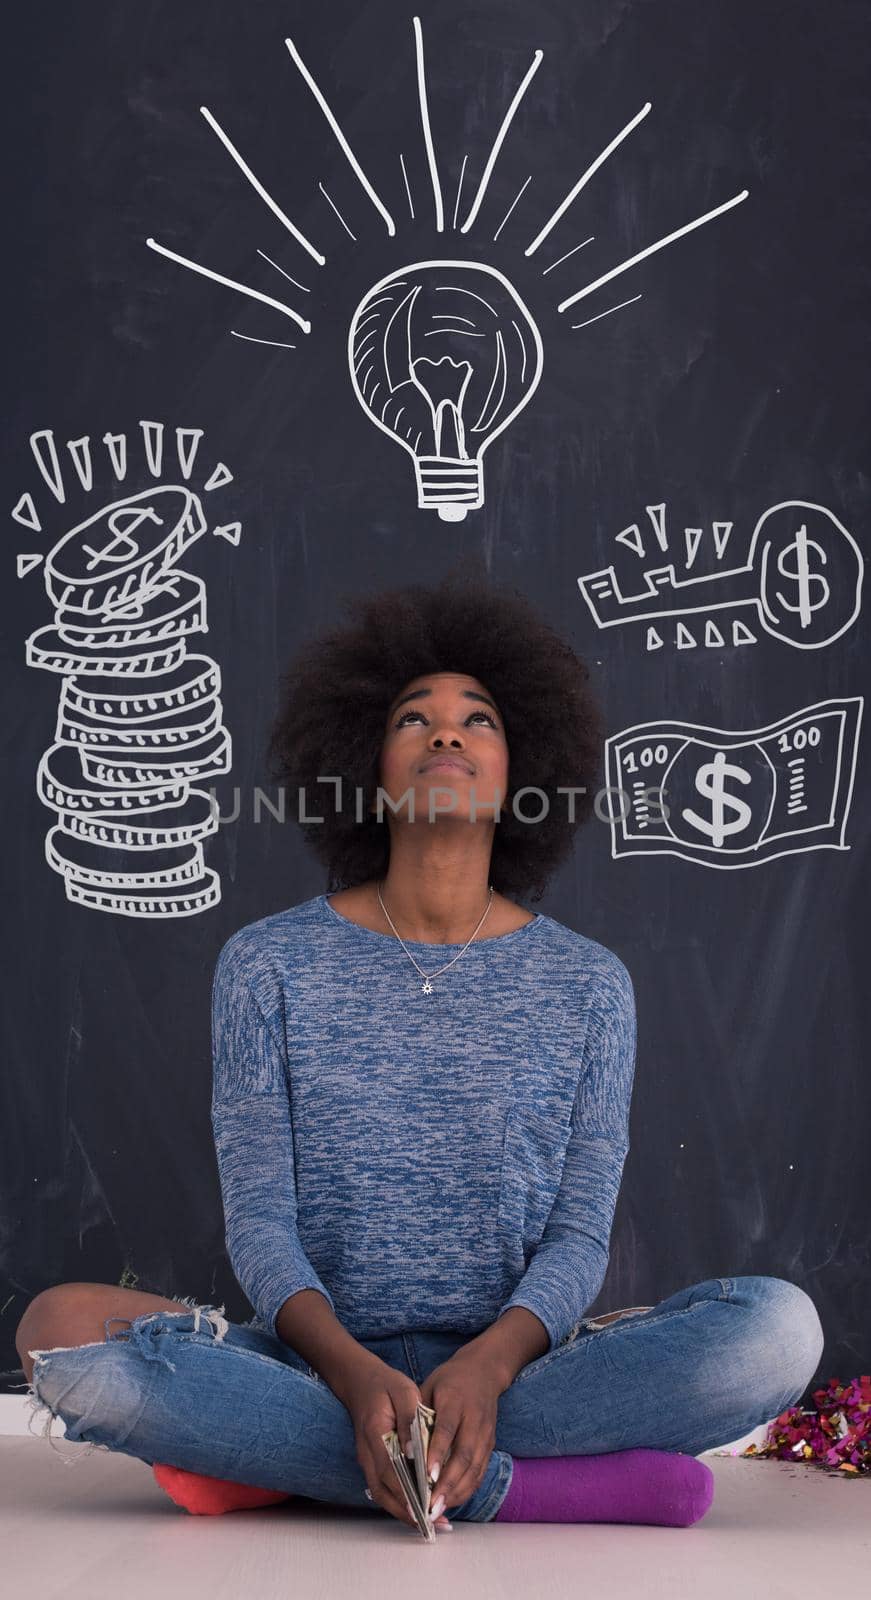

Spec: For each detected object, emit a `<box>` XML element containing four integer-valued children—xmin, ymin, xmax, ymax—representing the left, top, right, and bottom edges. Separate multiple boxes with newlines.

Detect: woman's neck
<box><xmin>327</xmin><ymin>874</ymin><xmax>534</xmax><ymax>944</ymax></box>
<box><xmin>375</xmin><ymin>868</ymin><xmax>495</xmax><ymax>943</ymax></box>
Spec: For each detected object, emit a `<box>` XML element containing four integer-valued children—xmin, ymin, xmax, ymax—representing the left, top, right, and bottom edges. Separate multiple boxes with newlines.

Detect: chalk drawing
<box><xmin>578</xmin><ymin>501</ymin><xmax>863</xmax><ymax>651</ymax></box>
<box><xmin>143</xmin><ymin>16</ymin><xmax>749</xmax><ymax>516</ymax></box>
<box><xmin>603</xmin><ymin>699</ymin><xmax>863</xmax><ymax>867</ymax></box>
<box><xmin>15</xmin><ymin>425</ymin><xmax>238</xmax><ymax>917</ymax></box>
<box><xmin>348</xmin><ymin>261</ymin><xmax>543</xmax><ymax>520</ymax></box>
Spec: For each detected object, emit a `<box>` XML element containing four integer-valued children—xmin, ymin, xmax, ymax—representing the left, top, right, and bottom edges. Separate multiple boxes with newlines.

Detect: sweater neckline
<box><xmin>319</xmin><ymin>893</ymin><xmax>544</xmax><ymax>951</ymax></box>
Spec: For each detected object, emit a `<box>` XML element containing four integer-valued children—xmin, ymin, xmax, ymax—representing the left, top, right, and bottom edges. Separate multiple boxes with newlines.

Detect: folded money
<box><xmin>381</xmin><ymin>1401</ymin><xmax>439</xmax><ymax>1541</ymax></box>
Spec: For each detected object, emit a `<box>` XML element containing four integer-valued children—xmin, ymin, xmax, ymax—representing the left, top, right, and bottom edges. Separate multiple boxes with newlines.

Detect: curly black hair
<box><xmin>266</xmin><ymin>556</ymin><xmax>605</xmax><ymax>903</ymax></box>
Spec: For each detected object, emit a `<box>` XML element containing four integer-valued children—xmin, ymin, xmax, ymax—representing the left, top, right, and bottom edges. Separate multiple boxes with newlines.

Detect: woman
<box><xmin>18</xmin><ymin>564</ymin><xmax>824</xmax><ymax>1529</ymax></box>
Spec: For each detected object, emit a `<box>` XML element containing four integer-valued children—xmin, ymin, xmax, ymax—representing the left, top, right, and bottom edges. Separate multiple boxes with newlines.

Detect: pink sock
<box><xmin>493</xmin><ymin>1449</ymin><xmax>714</xmax><ymax>1527</ymax></box>
<box><xmin>152</xmin><ymin>1462</ymin><xmax>292</xmax><ymax>1515</ymax></box>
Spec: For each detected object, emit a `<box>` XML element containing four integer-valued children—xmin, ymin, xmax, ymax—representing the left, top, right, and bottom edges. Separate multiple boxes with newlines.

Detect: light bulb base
<box><xmin>414</xmin><ymin>456</ymin><xmax>483</xmax><ymax>518</ymax></box>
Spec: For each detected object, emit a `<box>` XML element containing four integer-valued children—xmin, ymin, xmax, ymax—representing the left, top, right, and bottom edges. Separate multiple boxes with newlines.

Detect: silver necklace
<box><xmin>376</xmin><ymin>880</ymin><xmax>495</xmax><ymax>994</ymax></box>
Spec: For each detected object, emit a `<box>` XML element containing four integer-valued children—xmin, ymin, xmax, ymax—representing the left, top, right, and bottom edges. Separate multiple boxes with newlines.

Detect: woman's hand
<box><xmin>418</xmin><ymin>1349</ymin><xmax>505</xmax><ymax>1515</ymax></box>
<box><xmin>339</xmin><ymin>1354</ymin><xmax>452</xmax><ymax>1529</ymax></box>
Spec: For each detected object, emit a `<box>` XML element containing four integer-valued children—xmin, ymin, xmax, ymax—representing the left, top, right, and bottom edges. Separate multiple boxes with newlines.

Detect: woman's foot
<box><xmin>153</xmin><ymin>1461</ymin><xmax>292</xmax><ymax>1515</ymax></box>
<box><xmin>494</xmin><ymin>1448</ymin><xmax>715</xmax><ymax>1527</ymax></box>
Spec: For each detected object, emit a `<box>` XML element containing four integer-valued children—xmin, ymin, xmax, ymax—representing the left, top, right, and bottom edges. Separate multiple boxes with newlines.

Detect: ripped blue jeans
<box><xmin>20</xmin><ymin>1275</ymin><xmax>823</xmax><ymax>1522</ymax></box>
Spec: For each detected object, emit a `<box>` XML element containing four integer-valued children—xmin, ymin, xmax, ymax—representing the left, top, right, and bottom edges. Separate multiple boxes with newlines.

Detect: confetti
<box><xmin>741</xmin><ymin>1374</ymin><xmax>870</xmax><ymax>1475</ymax></box>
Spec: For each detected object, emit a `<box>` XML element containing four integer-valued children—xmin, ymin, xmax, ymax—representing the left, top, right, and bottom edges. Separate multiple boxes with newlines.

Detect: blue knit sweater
<box><xmin>210</xmin><ymin>893</ymin><xmax>637</xmax><ymax>1353</ymax></box>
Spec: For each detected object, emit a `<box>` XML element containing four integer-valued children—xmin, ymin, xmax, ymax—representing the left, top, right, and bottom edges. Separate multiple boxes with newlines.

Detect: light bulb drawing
<box><xmin>144</xmin><ymin>15</ymin><xmax>750</xmax><ymax>519</ymax></box>
<box><xmin>348</xmin><ymin>262</ymin><xmax>542</xmax><ymax>521</ymax></box>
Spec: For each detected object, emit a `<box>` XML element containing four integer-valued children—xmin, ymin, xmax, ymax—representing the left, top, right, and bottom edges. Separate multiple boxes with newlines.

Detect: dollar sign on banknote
<box><xmin>681</xmin><ymin>751</ymin><xmax>754</xmax><ymax>847</ymax></box>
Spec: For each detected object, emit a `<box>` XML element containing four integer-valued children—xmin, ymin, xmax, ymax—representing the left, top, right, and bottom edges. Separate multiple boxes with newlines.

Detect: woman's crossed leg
<box><xmin>17</xmin><ymin>1274</ymin><xmax>824</xmax><ymax>1524</ymax></box>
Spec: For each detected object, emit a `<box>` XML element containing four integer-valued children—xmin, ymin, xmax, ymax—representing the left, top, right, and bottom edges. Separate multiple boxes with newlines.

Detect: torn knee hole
<box><xmin>101</xmin><ymin>1297</ymin><xmax>230</xmax><ymax>1347</ymax></box>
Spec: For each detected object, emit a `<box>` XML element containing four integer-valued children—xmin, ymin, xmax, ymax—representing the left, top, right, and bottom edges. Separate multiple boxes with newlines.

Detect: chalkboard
<box><xmin>3</xmin><ymin>0</ymin><xmax>869</xmax><ymax>1395</ymax></box>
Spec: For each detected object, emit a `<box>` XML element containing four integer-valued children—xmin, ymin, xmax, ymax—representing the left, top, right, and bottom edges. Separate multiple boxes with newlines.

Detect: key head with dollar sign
<box><xmin>45</xmin><ymin>486</ymin><xmax>207</xmax><ymax>616</ymax></box>
<box><xmin>578</xmin><ymin>500</ymin><xmax>862</xmax><ymax>650</ymax></box>
<box><xmin>754</xmin><ymin>501</ymin><xmax>863</xmax><ymax>648</ymax></box>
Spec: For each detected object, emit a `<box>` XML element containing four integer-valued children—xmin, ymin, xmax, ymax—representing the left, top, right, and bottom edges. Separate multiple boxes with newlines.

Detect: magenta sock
<box><xmin>493</xmin><ymin>1449</ymin><xmax>714</xmax><ymax>1527</ymax></box>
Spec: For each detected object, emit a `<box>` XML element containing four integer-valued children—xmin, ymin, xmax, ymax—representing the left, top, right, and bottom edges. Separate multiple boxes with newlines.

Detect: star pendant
<box><xmin>422</xmin><ymin>978</ymin><xmax>433</xmax><ymax>994</ymax></box>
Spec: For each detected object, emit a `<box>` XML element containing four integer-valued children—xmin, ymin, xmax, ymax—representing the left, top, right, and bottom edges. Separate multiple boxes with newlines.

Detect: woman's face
<box><xmin>377</xmin><ymin>671</ymin><xmax>509</xmax><ymax>825</ymax></box>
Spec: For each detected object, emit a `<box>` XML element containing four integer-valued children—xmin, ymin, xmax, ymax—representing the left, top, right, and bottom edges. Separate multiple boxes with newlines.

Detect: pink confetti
<box><xmin>741</xmin><ymin>1374</ymin><xmax>870</xmax><ymax>1476</ymax></box>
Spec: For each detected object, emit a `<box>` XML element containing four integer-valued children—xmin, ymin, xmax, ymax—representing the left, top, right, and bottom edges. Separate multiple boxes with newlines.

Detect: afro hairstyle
<box><xmin>266</xmin><ymin>557</ymin><xmax>606</xmax><ymax>903</ymax></box>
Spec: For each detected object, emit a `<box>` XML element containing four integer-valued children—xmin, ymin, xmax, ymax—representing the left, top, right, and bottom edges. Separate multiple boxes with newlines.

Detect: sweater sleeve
<box><xmin>210</xmin><ymin>933</ymin><xmax>337</xmax><ymax>1339</ymax></box>
<box><xmin>495</xmin><ymin>954</ymin><xmax>637</xmax><ymax>1352</ymax></box>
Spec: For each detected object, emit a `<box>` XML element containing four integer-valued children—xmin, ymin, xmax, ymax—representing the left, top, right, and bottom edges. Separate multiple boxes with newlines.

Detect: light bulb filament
<box><xmin>409</xmin><ymin>356</ymin><xmax>473</xmax><ymax>457</ymax></box>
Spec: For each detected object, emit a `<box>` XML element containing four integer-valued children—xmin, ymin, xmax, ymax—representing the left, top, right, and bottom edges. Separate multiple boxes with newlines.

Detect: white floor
<box><xmin>2</xmin><ymin>1404</ymin><xmax>866</xmax><ymax>1599</ymax></box>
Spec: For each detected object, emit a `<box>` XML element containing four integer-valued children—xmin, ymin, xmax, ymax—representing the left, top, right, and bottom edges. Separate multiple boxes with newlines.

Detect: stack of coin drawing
<box><xmin>25</xmin><ymin>484</ymin><xmax>232</xmax><ymax>918</ymax></box>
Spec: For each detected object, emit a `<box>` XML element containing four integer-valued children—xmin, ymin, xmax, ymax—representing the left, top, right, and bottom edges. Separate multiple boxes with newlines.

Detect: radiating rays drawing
<box><xmin>14</xmin><ymin>424</ymin><xmax>239</xmax><ymax>918</ymax></box>
<box><xmin>146</xmin><ymin>14</ymin><xmax>749</xmax><ymax>520</ymax></box>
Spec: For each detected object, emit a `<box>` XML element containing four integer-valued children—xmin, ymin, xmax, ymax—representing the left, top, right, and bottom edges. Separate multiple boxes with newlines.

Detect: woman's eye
<box><xmin>395</xmin><ymin>709</ymin><xmax>497</xmax><ymax>728</ymax></box>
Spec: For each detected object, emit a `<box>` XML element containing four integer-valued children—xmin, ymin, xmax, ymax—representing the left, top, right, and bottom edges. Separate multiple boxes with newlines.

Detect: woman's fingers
<box><xmin>435</xmin><ymin>1416</ymin><xmax>491</xmax><ymax>1509</ymax></box>
<box><xmin>426</xmin><ymin>1407</ymin><xmax>460</xmax><ymax>1481</ymax></box>
<box><xmin>357</xmin><ymin>1436</ymin><xmax>416</xmax><ymax>1525</ymax></box>
<box><xmin>374</xmin><ymin>1452</ymin><xmax>417</xmax><ymax>1525</ymax></box>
